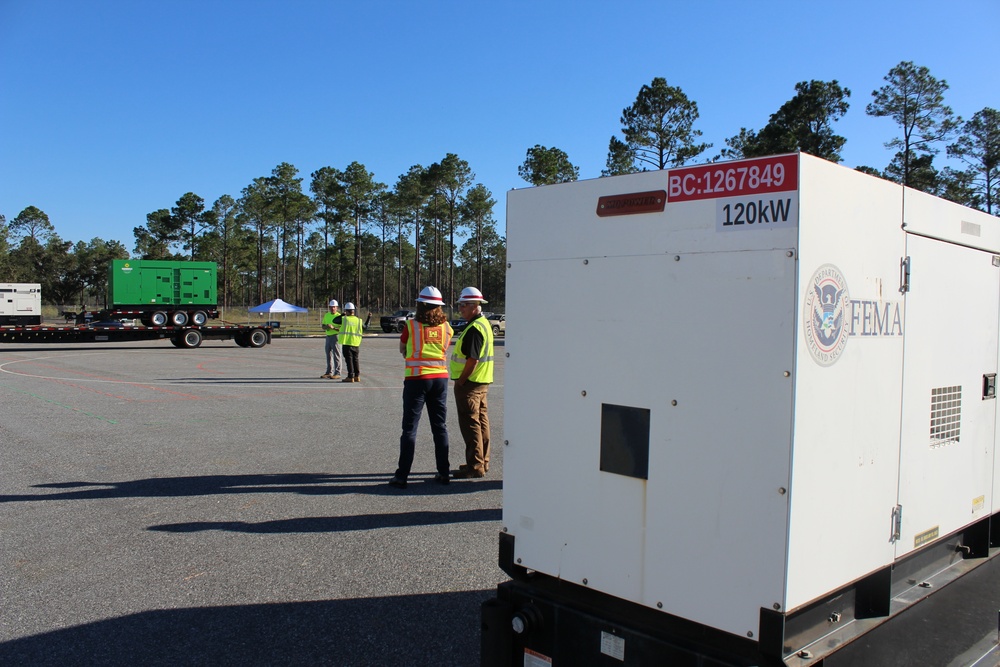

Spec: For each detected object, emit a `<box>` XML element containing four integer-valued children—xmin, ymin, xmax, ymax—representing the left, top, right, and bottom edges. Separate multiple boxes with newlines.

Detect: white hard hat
<box><xmin>457</xmin><ymin>286</ymin><xmax>488</xmax><ymax>304</ymax></box>
<box><xmin>344</xmin><ymin>302</ymin><xmax>356</xmax><ymax>311</ymax></box>
<box><xmin>328</xmin><ymin>299</ymin><xmax>339</xmax><ymax>307</ymax></box>
<box><xmin>416</xmin><ymin>286</ymin><xmax>445</xmax><ymax>305</ymax></box>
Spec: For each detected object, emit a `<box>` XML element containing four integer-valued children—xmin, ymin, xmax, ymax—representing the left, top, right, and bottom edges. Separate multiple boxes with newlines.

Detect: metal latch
<box><xmin>890</xmin><ymin>505</ymin><xmax>902</xmax><ymax>543</ymax></box>
<box><xmin>899</xmin><ymin>257</ymin><xmax>911</xmax><ymax>293</ymax></box>
<box><xmin>984</xmin><ymin>373</ymin><xmax>997</xmax><ymax>400</ymax></box>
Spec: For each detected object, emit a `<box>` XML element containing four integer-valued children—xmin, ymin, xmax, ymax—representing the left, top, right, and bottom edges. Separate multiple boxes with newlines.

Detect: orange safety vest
<box><xmin>404</xmin><ymin>320</ymin><xmax>453</xmax><ymax>378</ymax></box>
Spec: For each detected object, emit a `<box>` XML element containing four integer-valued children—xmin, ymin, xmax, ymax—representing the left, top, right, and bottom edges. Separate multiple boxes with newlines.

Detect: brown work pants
<box><xmin>454</xmin><ymin>381</ymin><xmax>490</xmax><ymax>474</ymax></box>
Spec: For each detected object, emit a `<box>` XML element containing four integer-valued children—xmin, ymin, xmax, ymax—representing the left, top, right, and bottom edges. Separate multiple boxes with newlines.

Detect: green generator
<box><xmin>107</xmin><ymin>260</ymin><xmax>218</xmax><ymax>326</ymax></box>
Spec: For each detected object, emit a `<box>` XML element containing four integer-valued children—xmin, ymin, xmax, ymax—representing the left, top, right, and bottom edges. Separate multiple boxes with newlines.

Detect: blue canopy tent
<box><xmin>247</xmin><ymin>298</ymin><xmax>308</xmax><ymax>332</ymax></box>
<box><xmin>248</xmin><ymin>298</ymin><xmax>308</xmax><ymax>314</ymax></box>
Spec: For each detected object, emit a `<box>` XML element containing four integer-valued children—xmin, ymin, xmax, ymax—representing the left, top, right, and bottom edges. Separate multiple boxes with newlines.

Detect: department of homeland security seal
<box><xmin>804</xmin><ymin>264</ymin><xmax>850</xmax><ymax>366</ymax></box>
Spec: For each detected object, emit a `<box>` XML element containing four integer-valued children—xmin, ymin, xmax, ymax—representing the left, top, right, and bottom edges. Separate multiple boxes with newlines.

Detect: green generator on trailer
<box><xmin>107</xmin><ymin>260</ymin><xmax>219</xmax><ymax>326</ymax></box>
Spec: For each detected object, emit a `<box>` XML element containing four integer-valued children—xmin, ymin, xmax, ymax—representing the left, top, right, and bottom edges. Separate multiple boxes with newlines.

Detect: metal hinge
<box><xmin>890</xmin><ymin>505</ymin><xmax>902</xmax><ymax>543</ymax></box>
<box><xmin>899</xmin><ymin>257</ymin><xmax>911</xmax><ymax>294</ymax></box>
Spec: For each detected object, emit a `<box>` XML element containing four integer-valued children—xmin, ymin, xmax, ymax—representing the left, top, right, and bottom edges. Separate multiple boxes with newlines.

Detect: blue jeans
<box><xmin>396</xmin><ymin>377</ymin><xmax>450</xmax><ymax>479</ymax></box>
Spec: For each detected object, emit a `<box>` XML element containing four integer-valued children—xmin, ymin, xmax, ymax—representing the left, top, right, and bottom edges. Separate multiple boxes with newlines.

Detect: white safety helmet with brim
<box><xmin>457</xmin><ymin>286</ymin><xmax>487</xmax><ymax>304</ymax></box>
<box><xmin>416</xmin><ymin>286</ymin><xmax>445</xmax><ymax>305</ymax></box>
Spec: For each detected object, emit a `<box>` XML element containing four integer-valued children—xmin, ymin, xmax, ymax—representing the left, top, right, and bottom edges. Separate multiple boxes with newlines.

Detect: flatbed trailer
<box><xmin>0</xmin><ymin>323</ymin><xmax>271</xmax><ymax>348</ymax></box>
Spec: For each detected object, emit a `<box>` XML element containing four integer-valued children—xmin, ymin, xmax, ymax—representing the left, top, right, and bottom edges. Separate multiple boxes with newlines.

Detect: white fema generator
<box><xmin>486</xmin><ymin>152</ymin><xmax>1000</xmax><ymax>665</ymax></box>
<box><xmin>0</xmin><ymin>283</ymin><xmax>41</xmax><ymax>326</ymax></box>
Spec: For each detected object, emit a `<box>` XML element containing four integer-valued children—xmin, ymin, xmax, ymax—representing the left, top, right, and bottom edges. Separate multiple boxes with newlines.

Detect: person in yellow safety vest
<box><xmin>336</xmin><ymin>303</ymin><xmax>364</xmax><ymax>383</ymax></box>
<box><xmin>320</xmin><ymin>299</ymin><xmax>343</xmax><ymax>379</ymax></box>
<box><xmin>450</xmin><ymin>286</ymin><xmax>494</xmax><ymax>479</ymax></box>
<box><xmin>389</xmin><ymin>286</ymin><xmax>454</xmax><ymax>489</ymax></box>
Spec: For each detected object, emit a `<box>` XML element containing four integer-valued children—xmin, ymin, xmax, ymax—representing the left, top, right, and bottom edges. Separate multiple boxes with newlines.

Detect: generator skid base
<box><xmin>483</xmin><ymin>577</ymin><xmax>760</xmax><ymax>667</ymax></box>
<box><xmin>484</xmin><ymin>527</ymin><xmax>1000</xmax><ymax>667</ymax></box>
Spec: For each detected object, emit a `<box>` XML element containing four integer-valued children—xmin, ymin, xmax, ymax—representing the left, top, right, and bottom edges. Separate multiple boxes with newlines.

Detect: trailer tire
<box><xmin>170</xmin><ymin>310</ymin><xmax>189</xmax><ymax>326</ymax></box>
<box><xmin>191</xmin><ymin>310</ymin><xmax>208</xmax><ymax>326</ymax></box>
<box><xmin>170</xmin><ymin>337</ymin><xmax>185</xmax><ymax>348</ymax></box>
<box><xmin>151</xmin><ymin>311</ymin><xmax>168</xmax><ymax>326</ymax></box>
<box><xmin>177</xmin><ymin>329</ymin><xmax>203</xmax><ymax>348</ymax></box>
<box><xmin>234</xmin><ymin>334</ymin><xmax>250</xmax><ymax>347</ymax></box>
<box><xmin>247</xmin><ymin>329</ymin><xmax>268</xmax><ymax>348</ymax></box>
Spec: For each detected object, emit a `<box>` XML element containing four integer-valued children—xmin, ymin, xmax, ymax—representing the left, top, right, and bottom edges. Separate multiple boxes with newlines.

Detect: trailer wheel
<box><xmin>170</xmin><ymin>337</ymin><xmax>184</xmax><ymax>348</ymax></box>
<box><xmin>177</xmin><ymin>329</ymin><xmax>203</xmax><ymax>348</ymax></box>
<box><xmin>170</xmin><ymin>310</ymin><xmax>189</xmax><ymax>326</ymax></box>
<box><xmin>247</xmin><ymin>329</ymin><xmax>268</xmax><ymax>348</ymax></box>
<box><xmin>151</xmin><ymin>311</ymin><xmax>168</xmax><ymax>326</ymax></box>
<box><xmin>234</xmin><ymin>334</ymin><xmax>250</xmax><ymax>347</ymax></box>
<box><xmin>191</xmin><ymin>310</ymin><xmax>208</xmax><ymax>326</ymax></box>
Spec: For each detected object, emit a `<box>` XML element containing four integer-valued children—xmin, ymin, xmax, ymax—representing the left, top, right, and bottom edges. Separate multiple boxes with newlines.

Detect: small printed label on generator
<box><xmin>668</xmin><ymin>153</ymin><xmax>798</xmax><ymax>202</ymax></box>
<box><xmin>716</xmin><ymin>194</ymin><xmax>798</xmax><ymax>231</ymax></box>
<box><xmin>973</xmin><ymin>495</ymin><xmax>986</xmax><ymax>512</ymax></box>
<box><xmin>524</xmin><ymin>648</ymin><xmax>553</xmax><ymax>666</ymax></box>
<box><xmin>600</xmin><ymin>631</ymin><xmax>625</xmax><ymax>661</ymax></box>
<box><xmin>914</xmin><ymin>526</ymin><xmax>940</xmax><ymax>549</ymax></box>
<box><xmin>596</xmin><ymin>190</ymin><xmax>666</xmax><ymax>217</ymax></box>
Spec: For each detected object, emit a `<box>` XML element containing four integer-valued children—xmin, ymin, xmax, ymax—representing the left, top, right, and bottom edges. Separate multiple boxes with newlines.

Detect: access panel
<box><xmin>895</xmin><ymin>234</ymin><xmax>999</xmax><ymax>559</ymax></box>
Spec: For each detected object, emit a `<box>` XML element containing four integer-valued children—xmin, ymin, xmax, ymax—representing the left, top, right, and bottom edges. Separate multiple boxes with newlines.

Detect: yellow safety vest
<box><xmin>450</xmin><ymin>316</ymin><xmax>494</xmax><ymax>383</ymax></box>
<box><xmin>338</xmin><ymin>315</ymin><xmax>364</xmax><ymax>346</ymax></box>
<box><xmin>404</xmin><ymin>320</ymin><xmax>453</xmax><ymax>378</ymax></box>
<box><xmin>322</xmin><ymin>311</ymin><xmax>341</xmax><ymax>336</ymax></box>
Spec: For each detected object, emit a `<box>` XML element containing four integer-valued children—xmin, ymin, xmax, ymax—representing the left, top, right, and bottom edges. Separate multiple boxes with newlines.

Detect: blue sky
<box><xmin>1</xmin><ymin>0</ymin><xmax>997</xmax><ymax>250</ymax></box>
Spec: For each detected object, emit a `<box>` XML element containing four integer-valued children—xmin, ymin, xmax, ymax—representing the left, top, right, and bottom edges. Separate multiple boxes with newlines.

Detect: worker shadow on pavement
<box><xmin>0</xmin><ymin>473</ymin><xmax>502</xmax><ymax>502</ymax></box>
<box><xmin>147</xmin><ymin>507</ymin><xmax>501</xmax><ymax>534</ymax></box>
<box><xmin>0</xmin><ymin>589</ymin><xmax>492</xmax><ymax>665</ymax></box>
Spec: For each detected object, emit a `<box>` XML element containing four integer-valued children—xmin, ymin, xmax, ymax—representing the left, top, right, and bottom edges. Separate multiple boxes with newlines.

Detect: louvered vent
<box><xmin>930</xmin><ymin>385</ymin><xmax>962</xmax><ymax>447</ymax></box>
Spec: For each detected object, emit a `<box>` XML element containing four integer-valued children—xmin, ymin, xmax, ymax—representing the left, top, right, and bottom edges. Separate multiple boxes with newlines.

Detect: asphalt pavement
<box><xmin>0</xmin><ymin>333</ymin><xmax>506</xmax><ymax>666</ymax></box>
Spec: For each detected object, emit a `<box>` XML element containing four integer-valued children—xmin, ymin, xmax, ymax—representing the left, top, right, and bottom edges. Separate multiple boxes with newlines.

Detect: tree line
<box><xmin>3</xmin><ymin>60</ymin><xmax>997</xmax><ymax>313</ymax></box>
<box><xmin>520</xmin><ymin>61</ymin><xmax>998</xmax><ymax>216</ymax></box>
<box><xmin>1</xmin><ymin>154</ymin><xmax>506</xmax><ymax>313</ymax></box>
<box><xmin>132</xmin><ymin>154</ymin><xmax>505</xmax><ymax>314</ymax></box>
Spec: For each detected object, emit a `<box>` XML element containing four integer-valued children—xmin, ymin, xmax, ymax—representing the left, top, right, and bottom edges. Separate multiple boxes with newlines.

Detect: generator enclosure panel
<box><xmin>501</xmin><ymin>152</ymin><xmax>1000</xmax><ymax>657</ymax></box>
<box><xmin>108</xmin><ymin>260</ymin><xmax>217</xmax><ymax>308</ymax></box>
<box><xmin>0</xmin><ymin>283</ymin><xmax>41</xmax><ymax>325</ymax></box>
